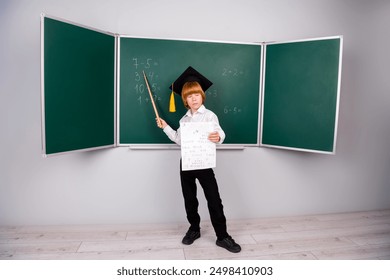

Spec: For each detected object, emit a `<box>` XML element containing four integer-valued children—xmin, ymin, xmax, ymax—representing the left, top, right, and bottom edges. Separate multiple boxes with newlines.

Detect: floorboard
<box><xmin>1</xmin><ymin>210</ymin><xmax>390</xmax><ymax>260</ymax></box>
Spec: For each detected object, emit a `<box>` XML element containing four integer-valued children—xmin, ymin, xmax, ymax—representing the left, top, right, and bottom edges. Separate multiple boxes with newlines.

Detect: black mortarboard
<box><xmin>169</xmin><ymin>66</ymin><xmax>213</xmax><ymax>95</ymax></box>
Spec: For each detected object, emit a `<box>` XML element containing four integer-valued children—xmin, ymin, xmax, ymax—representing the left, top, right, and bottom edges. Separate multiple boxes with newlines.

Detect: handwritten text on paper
<box><xmin>181</xmin><ymin>122</ymin><xmax>216</xmax><ymax>171</ymax></box>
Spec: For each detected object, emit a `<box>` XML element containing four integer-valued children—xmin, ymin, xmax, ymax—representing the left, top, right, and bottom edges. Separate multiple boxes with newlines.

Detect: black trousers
<box><xmin>180</xmin><ymin>162</ymin><xmax>228</xmax><ymax>240</ymax></box>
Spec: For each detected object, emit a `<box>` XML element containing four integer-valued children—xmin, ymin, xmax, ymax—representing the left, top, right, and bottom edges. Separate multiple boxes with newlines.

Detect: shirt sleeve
<box><xmin>211</xmin><ymin>113</ymin><xmax>225</xmax><ymax>144</ymax></box>
<box><xmin>163</xmin><ymin>125</ymin><xmax>181</xmax><ymax>145</ymax></box>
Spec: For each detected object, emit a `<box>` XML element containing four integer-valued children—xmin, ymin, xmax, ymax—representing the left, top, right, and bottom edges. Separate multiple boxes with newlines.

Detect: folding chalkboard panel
<box><xmin>118</xmin><ymin>37</ymin><xmax>262</xmax><ymax>145</ymax></box>
<box><xmin>261</xmin><ymin>37</ymin><xmax>342</xmax><ymax>153</ymax></box>
<box><xmin>41</xmin><ymin>16</ymin><xmax>116</xmax><ymax>155</ymax></box>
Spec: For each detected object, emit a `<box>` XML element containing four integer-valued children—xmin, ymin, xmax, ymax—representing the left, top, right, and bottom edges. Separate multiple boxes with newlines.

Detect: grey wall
<box><xmin>1</xmin><ymin>0</ymin><xmax>389</xmax><ymax>226</ymax></box>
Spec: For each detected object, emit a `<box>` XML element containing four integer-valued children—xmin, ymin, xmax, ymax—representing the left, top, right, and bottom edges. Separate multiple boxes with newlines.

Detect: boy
<box><xmin>156</xmin><ymin>66</ymin><xmax>241</xmax><ymax>253</ymax></box>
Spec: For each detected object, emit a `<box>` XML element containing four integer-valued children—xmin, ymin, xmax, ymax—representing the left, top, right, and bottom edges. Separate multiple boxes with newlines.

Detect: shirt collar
<box><xmin>185</xmin><ymin>105</ymin><xmax>206</xmax><ymax>117</ymax></box>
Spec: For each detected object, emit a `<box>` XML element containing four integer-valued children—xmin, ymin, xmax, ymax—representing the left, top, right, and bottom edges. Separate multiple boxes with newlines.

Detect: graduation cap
<box><xmin>168</xmin><ymin>66</ymin><xmax>213</xmax><ymax>112</ymax></box>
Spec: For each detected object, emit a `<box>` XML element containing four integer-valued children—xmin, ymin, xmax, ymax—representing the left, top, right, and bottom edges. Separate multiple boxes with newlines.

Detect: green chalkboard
<box><xmin>261</xmin><ymin>37</ymin><xmax>342</xmax><ymax>153</ymax></box>
<box><xmin>119</xmin><ymin>37</ymin><xmax>261</xmax><ymax>145</ymax></box>
<box><xmin>42</xmin><ymin>16</ymin><xmax>116</xmax><ymax>155</ymax></box>
<box><xmin>42</xmin><ymin>15</ymin><xmax>342</xmax><ymax>154</ymax></box>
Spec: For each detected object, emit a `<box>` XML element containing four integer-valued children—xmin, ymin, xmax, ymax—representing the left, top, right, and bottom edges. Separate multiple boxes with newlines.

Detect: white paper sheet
<box><xmin>181</xmin><ymin>122</ymin><xmax>216</xmax><ymax>171</ymax></box>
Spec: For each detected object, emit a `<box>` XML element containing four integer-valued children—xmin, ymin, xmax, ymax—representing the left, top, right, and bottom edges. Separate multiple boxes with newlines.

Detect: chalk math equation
<box><xmin>131</xmin><ymin>57</ymin><xmax>161</xmax><ymax>105</ymax></box>
<box><xmin>222</xmin><ymin>67</ymin><xmax>245</xmax><ymax>77</ymax></box>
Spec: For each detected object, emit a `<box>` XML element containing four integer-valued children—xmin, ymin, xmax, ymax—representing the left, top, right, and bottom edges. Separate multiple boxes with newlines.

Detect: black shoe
<box><xmin>182</xmin><ymin>230</ymin><xmax>200</xmax><ymax>245</ymax></box>
<box><xmin>216</xmin><ymin>236</ymin><xmax>241</xmax><ymax>253</ymax></box>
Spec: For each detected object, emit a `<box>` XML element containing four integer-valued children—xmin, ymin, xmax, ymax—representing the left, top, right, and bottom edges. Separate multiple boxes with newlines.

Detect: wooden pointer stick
<box><xmin>142</xmin><ymin>71</ymin><xmax>162</xmax><ymax>127</ymax></box>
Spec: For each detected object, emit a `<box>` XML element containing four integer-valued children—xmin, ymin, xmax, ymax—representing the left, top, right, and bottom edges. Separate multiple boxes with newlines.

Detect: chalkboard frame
<box><xmin>260</xmin><ymin>36</ymin><xmax>343</xmax><ymax>154</ymax></box>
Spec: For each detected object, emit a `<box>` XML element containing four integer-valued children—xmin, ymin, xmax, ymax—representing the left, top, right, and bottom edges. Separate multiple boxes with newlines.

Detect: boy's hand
<box><xmin>208</xmin><ymin>131</ymin><xmax>221</xmax><ymax>143</ymax></box>
<box><xmin>156</xmin><ymin>118</ymin><xmax>167</xmax><ymax>129</ymax></box>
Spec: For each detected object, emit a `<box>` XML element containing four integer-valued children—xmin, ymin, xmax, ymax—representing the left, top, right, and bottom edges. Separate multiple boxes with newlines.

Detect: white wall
<box><xmin>1</xmin><ymin>0</ymin><xmax>389</xmax><ymax>226</ymax></box>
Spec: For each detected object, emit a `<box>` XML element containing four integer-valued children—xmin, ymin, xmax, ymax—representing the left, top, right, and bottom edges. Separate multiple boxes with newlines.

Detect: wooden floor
<box><xmin>1</xmin><ymin>209</ymin><xmax>390</xmax><ymax>260</ymax></box>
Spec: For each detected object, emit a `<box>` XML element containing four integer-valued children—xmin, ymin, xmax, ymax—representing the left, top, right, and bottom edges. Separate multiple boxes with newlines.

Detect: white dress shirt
<box><xmin>163</xmin><ymin>105</ymin><xmax>225</xmax><ymax>145</ymax></box>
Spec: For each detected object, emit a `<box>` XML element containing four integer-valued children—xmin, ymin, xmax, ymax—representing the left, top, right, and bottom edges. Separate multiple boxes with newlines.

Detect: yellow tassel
<box><xmin>169</xmin><ymin>91</ymin><xmax>176</xmax><ymax>112</ymax></box>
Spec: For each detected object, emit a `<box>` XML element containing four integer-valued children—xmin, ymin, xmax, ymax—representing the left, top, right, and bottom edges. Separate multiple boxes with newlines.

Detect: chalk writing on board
<box><xmin>137</xmin><ymin>94</ymin><xmax>161</xmax><ymax>105</ymax></box>
<box><xmin>206</xmin><ymin>89</ymin><xmax>218</xmax><ymax>98</ymax></box>
<box><xmin>131</xmin><ymin>57</ymin><xmax>161</xmax><ymax>106</ymax></box>
<box><xmin>181</xmin><ymin>122</ymin><xmax>216</xmax><ymax>171</ymax></box>
<box><xmin>134</xmin><ymin>79</ymin><xmax>160</xmax><ymax>94</ymax></box>
<box><xmin>222</xmin><ymin>68</ymin><xmax>245</xmax><ymax>77</ymax></box>
<box><xmin>223</xmin><ymin>105</ymin><xmax>243</xmax><ymax>114</ymax></box>
<box><xmin>132</xmin><ymin>58</ymin><xmax>159</xmax><ymax>70</ymax></box>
